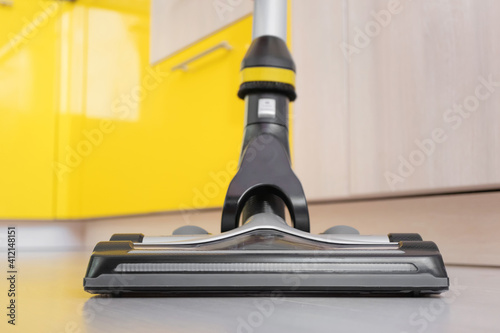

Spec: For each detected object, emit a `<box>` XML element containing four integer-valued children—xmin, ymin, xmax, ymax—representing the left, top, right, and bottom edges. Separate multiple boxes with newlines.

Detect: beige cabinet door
<box><xmin>292</xmin><ymin>0</ymin><xmax>350</xmax><ymax>201</ymax></box>
<box><xmin>292</xmin><ymin>0</ymin><xmax>500</xmax><ymax>200</ymax></box>
<box><xmin>150</xmin><ymin>0</ymin><xmax>253</xmax><ymax>64</ymax></box>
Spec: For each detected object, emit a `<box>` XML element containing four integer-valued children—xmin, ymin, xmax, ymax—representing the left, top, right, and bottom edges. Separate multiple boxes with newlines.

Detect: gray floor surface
<box><xmin>81</xmin><ymin>266</ymin><xmax>499</xmax><ymax>333</ymax></box>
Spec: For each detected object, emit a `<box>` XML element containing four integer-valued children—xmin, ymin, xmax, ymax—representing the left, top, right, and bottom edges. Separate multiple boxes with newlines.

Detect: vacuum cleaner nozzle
<box><xmin>83</xmin><ymin>0</ymin><xmax>448</xmax><ymax>296</ymax></box>
<box><xmin>84</xmin><ymin>214</ymin><xmax>448</xmax><ymax>295</ymax></box>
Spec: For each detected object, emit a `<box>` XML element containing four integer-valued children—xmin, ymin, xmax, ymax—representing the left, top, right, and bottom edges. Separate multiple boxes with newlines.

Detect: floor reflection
<box><xmin>82</xmin><ymin>292</ymin><xmax>451</xmax><ymax>333</ymax></box>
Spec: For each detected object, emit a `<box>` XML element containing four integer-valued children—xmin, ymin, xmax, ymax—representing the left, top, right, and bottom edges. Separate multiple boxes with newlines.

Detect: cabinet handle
<box><xmin>171</xmin><ymin>41</ymin><xmax>232</xmax><ymax>71</ymax></box>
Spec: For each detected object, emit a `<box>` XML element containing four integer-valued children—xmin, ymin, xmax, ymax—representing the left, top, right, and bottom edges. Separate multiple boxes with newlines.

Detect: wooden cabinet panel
<box><xmin>291</xmin><ymin>0</ymin><xmax>350</xmax><ymax>201</ymax></box>
<box><xmin>150</xmin><ymin>0</ymin><xmax>253</xmax><ymax>64</ymax></box>
<box><xmin>292</xmin><ymin>0</ymin><xmax>500</xmax><ymax>200</ymax></box>
<box><xmin>347</xmin><ymin>0</ymin><xmax>500</xmax><ymax>196</ymax></box>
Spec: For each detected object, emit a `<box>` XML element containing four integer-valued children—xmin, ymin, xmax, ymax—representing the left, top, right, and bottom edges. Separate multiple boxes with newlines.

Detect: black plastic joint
<box><xmin>238</xmin><ymin>81</ymin><xmax>296</xmax><ymax>101</ymax></box>
<box><xmin>241</xmin><ymin>35</ymin><xmax>295</xmax><ymax>71</ymax></box>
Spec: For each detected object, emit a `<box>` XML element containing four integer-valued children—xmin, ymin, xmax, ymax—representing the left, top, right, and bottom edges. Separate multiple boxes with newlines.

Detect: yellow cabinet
<box><xmin>1</xmin><ymin>0</ymin><xmax>291</xmax><ymax>220</ymax></box>
<box><xmin>0</xmin><ymin>1</ymin><xmax>64</xmax><ymax>219</ymax></box>
<box><xmin>53</xmin><ymin>2</ymin><xmax>252</xmax><ymax>218</ymax></box>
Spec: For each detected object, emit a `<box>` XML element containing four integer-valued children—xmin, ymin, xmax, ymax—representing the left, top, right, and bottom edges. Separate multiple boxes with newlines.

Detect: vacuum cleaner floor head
<box><xmin>84</xmin><ymin>214</ymin><xmax>448</xmax><ymax>295</ymax></box>
<box><xmin>84</xmin><ymin>0</ymin><xmax>449</xmax><ymax>296</ymax></box>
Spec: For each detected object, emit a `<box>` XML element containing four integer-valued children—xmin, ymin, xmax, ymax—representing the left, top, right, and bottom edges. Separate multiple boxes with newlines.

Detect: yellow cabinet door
<box><xmin>0</xmin><ymin>1</ymin><xmax>64</xmax><ymax>219</ymax></box>
<box><xmin>1</xmin><ymin>0</ymin><xmax>295</xmax><ymax>220</ymax></box>
<box><xmin>54</xmin><ymin>1</ymin><xmax>253</xmax><ymax>218</ymax></box>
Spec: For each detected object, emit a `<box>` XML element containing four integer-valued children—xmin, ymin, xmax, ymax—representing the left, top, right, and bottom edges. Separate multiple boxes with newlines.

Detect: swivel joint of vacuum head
<box><xmin>238</xmin><ymin>35</ymin><xmax>297</xmax><ymax>101</ymax></box>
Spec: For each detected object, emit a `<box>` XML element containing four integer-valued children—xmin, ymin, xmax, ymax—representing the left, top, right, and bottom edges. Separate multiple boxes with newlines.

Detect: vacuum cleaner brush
<box><xmin>84</xmin><ymin>214</ymin><xmax>448</xmax><ymax>295</ymax></box>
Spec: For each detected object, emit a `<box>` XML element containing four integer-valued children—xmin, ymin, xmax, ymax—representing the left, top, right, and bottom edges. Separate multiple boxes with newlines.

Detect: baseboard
<box><xmin>1</xmin><ymin>191</ymin><xmax>498</xmax><ymax>267</ymax></box>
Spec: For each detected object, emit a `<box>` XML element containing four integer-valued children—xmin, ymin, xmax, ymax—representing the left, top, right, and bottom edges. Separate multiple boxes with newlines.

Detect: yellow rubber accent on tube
<box><xmin>240</xmin><ymin>67</ymin><xmax>295</xmax><ymax>86</ymax></box>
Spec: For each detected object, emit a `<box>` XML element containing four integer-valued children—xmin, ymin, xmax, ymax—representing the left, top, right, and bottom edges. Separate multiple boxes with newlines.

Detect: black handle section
<box><xmin>220</xmin><ymin>33</ymin><xmax>309</xmax><ymax>233</ymax></box>
<box><xmin>221</xmin><ymin>126</ymin><xmax>310</xmax><ymax>232</ymax></box>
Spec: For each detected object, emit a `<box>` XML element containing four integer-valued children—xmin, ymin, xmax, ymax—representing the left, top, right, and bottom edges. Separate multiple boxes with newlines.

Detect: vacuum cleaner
<box><xmin>84</xmin><ymin>0</ymin><xmax>448</xmax><ymax>295</ymax></box>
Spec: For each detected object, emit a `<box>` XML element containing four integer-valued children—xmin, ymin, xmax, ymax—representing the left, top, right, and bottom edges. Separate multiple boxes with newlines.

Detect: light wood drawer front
<box><xmin>292</xmin><ymin>0</ymin><xmax>500</xmax><ymax>200</ymax></box>
<box><xmin>151</xmin><ymin>0</ymin><xmax>253</xmax><ymax>64</ymax></box>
